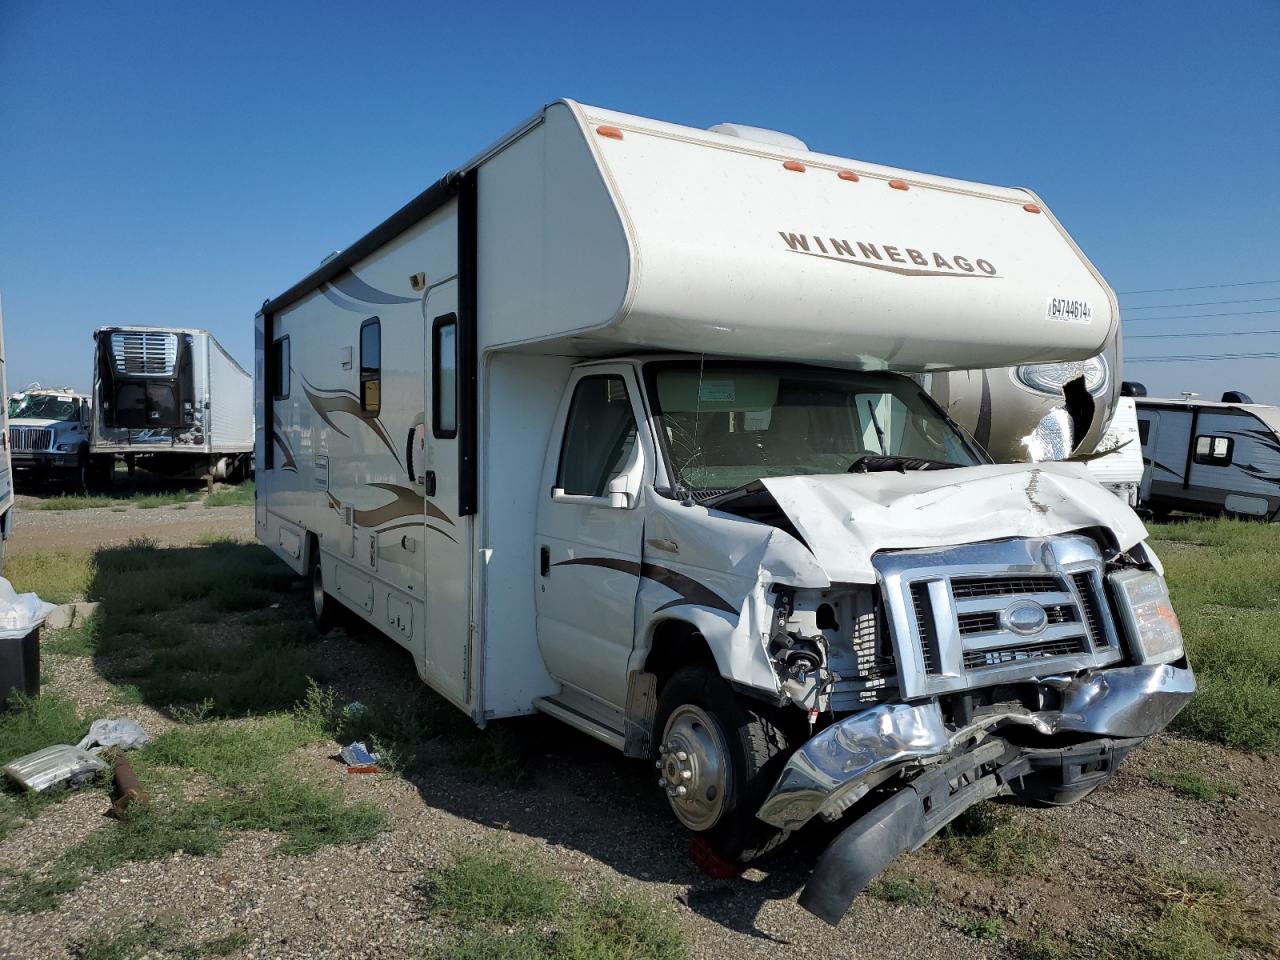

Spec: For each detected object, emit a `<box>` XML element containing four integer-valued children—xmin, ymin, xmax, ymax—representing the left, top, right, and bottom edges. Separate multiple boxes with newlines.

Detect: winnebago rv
<box><xmin>1135</xmin><ymin>392</ymin><xmax>1280</xmax><ymax>520</ymax></box>
<box><xmin>0</xmin><ymin>298</ymin><xmax>13</xmax><ymax>573</ymax></box>
<box><xmin>256</xmin><ymin>101</ymin><xmax>1194</xmax><ymax>923</ymax></box>
<box><xmin>7</xmin><ymin>389</ymin><xmax>94</xmax><ymax>491</ymax></box>
<box><xmin>91</xmin><ymin>326</ymin><xmax>253</xmax><ymax>482</ymax></box>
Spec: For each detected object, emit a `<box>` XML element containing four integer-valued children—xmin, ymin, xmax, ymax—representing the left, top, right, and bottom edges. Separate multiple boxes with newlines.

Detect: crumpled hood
<box><xmin>760</xmin><ymin>461</ymin><xmax>1148</xmax><ymax>583</ymax></box>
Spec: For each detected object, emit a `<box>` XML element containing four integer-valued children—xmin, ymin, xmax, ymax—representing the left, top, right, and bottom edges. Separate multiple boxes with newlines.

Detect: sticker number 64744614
<box><xmin>1045</xmin><ymin>297</ymin><xmax>1093</xmax><ymax>323</ymax></box>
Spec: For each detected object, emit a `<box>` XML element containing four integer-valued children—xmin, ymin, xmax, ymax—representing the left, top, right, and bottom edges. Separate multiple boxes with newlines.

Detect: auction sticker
<box><xmin>1045</xmin><ymin>297</ymin><xmax>1093</xmax><ymax>323</ymax></box>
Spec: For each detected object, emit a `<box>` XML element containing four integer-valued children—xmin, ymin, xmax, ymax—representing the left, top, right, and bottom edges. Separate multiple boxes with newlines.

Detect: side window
<box><xmin>1138</xmin><ymin>419</ymin><xmax>1151</xmax><ymax>445</ymax></box>
<box><xmin>556</xmin><ymin>376</ymin><xmax>638</xmax><ymax>497</ymax></box>
<box><xmin>1193</xmin><ymin>434</ymin><xmax>1233</xmax><ymax>466</ymax></box>
<box><xmin>359</xmin><ymin>318</ymin><xmax>380</xmax><ymax>415</ymax></box>
<box><xmin>272</xmin><ymin>336</ymin><xmax>290</xmax><ymax>401</ymax></box>
<box><xmin>432</xmin><ymin>314</ymin><xmax>457</xmax><ymax>438</ymax></box>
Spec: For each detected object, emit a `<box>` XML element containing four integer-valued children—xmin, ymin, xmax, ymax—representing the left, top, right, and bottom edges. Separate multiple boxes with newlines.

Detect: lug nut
<box><xmin>676</xmin><ymin>751</ymin><xmax>688</xmax><ymax>762</ymax></box>
<box><xmin>658</xmin><ymin>778</ymin><xmax>667</xmax><ymax>788</ymax></box>
<box><xmin>676</xmin><ymin>785</ymin><xmax>688</xmax><ymax>797</ymax></box>
<box><xmin>658</xmin><ymin>745</ymin><xmax>668</xmax><ymax>755</ymax></box>
<box><xmin>681</xmin><ymin>770</ymin><xmax>692</xmax><ymax>781</ymax></box>
<box><xmin>654</xmin><ymin>760</ymin><xmax>663</xmax><ymax>769</ymax></box>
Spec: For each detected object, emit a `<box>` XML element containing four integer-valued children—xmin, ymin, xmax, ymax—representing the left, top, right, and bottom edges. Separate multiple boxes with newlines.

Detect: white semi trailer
<box><xmin>255</xmin><ymin>101</ymin><xmax>1194</xmax><ymax>922</ymax></box>
<box><xmin>91</xmin><ymin>326</ymin><xmax>253</xmax><ymax>483</ymax></box>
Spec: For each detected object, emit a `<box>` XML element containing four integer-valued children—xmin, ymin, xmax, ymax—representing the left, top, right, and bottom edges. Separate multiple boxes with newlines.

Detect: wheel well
<box><xmin>644</xmin><ymin>619</ymin><xmax>717</xmax><ymax>689</ymax></box>
<box><xmin>305</xmin><ymin>531</ymin><xmax>320</xmax><ymax>570</ymax></box>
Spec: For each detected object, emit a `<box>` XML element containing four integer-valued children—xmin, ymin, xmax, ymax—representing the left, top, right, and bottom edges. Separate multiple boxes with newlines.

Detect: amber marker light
<box><xmin>1023</xmin><ymin>203</ymin><xmax>1042</xmax><ymax>214</ymax></box>
<box><xmin>596</xmin><ymin>125</ymin><xmax>624</xmax><ymax>140</ymax></box>
<box><xmin>782</xmin><ymin>160</ymin><xmax>806</xmax><ymax>172</ymax></box>
<box><xmin>837</xmin><ymin>170</ymin><xmax>860</xmax><ymax>182</ymax></box>
<box><xmin>888</xmin><ymin>179</ymin><xmax>909</xmax><ymax>191</ymax></box>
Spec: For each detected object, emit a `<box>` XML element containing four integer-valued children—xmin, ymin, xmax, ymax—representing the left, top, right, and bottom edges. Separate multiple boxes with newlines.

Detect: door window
<box><xmin>556</xmin><ymin>376</ymin><xmax>638</xmax><ymax>497</ymax></box>
<box><xmin>271</xmin><ymin>336</ymin><xmax>290</xmax><ymax>401</ymax></box>
<box><xmin>359</xmin><ymin>318</ymin><xmax>381</xmax><ymax>415</ymax></box>
<box><xmin>432</xmin><ymin>314</ymin><xmax>457</xmax><ymax>438</ymax></box>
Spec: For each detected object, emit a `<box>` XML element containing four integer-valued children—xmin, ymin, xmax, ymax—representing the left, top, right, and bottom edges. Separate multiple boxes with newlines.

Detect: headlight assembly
<box><xmin>1108</xmin><ymin>568</ymin><xmax>1184</xmax><ymax>665</ymax></box>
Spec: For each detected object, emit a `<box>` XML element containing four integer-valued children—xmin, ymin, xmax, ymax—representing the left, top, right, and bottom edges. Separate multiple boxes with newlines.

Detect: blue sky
<box><xmin>2</xmin><ymin>1</ymin><xmax>1278</xmax><ymax>402</ymax></box>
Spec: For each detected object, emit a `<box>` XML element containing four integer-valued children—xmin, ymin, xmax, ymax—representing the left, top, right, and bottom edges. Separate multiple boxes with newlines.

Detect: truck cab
<box><xmin>533</xmin><ymin>354</ymin><xmax>1193</xmax><ymax>915</ymax></box>
<box><xmin>6</xmin><ymin>390</ymin><xmax>94</xmax><ymax>490</ymax></box>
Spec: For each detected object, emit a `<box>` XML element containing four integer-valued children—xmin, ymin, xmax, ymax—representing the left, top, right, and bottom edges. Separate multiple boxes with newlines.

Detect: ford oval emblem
<box><xmin>1002</xmin><ymin>600</ymin><xmax>1048</xmax><ymax>636</ymax></box>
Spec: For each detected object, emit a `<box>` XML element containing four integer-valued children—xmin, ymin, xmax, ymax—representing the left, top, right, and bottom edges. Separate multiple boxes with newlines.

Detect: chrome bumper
<box><xmin>758</xmin><ymin>662</ymin><xmax>1195</xmax><ymax>832</ymax></box>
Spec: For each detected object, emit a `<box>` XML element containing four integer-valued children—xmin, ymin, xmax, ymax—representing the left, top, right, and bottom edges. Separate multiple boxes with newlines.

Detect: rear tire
<box><xmin>653</xmin><ymin>664</ymin><xmax>796</xmax><ymax>865</ymax></box>
<box><xmin>308</xmin><ymin>546</ymin><xmax>335</xmax><ymax>633</ymax></box>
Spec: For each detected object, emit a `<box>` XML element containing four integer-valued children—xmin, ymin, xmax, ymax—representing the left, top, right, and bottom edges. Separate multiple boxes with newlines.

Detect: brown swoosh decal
<box><xmin>271</xmin><ymin>413</ymin><xmax>298</xmax><ymax>472</ymax></box>
<box><xmin>553</xmin><ymin>557</ymin><xmax>737</xmax><ymax>615</ymax></box>
<box><xmin>367</xmin><ymin>481</ymin><xmax>454</xmax><ymax>527</ymax></box>
<box><xmin>301</xmin><ymin>380</ymin><xmax>403</xmax><ymax>467</ymax></box>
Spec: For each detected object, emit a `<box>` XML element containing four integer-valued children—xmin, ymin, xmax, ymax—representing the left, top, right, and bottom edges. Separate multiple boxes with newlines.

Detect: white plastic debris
<box><xmin>0</xmin><ymin>576</ymin><xmax>55</xmax><ymax>637</ymax></box>
<box><xmin>77</xmin><ymin>718</ymin><xmax>151</xmax><ymax>752</ymax></box>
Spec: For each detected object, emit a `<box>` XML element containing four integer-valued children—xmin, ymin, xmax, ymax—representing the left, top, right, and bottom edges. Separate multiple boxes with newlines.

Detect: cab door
<box><xmin>535</xmin><ymin>365</ymin><xmax>650</xmax><ymax>709</ymax></box>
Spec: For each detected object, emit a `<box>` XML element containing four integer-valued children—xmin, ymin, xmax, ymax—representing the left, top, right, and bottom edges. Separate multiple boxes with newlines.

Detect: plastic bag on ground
<box><xmin>77</xmin><ymin>718</ymin><xmax>151</xmax><ymax>752</ymax></box>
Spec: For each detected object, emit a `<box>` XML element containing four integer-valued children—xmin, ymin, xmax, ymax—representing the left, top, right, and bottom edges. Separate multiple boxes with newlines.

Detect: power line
<box><xmin>1122</xmin><ymin>308</ymin><xmax>1280</xmax><ymax>322</ymax></box>
<box><xmin>1118</xmin><ymin>279</ymin><xmax>1280</xmax><ymax>296</ymax></box>
<box><xmin>1126</xmin><ymin>328</ymin><xmax>1280</xmax><ymax>339</ymax></box>
<box><xmin>1127</xmin><ymin>351</ymin><xmax>1280</xmax><ymax>363</ymax></box>
<box><xmin>1124</xmin><ymin>295</ymin><xmax>1280</xmax><ymax>310</ymax></box>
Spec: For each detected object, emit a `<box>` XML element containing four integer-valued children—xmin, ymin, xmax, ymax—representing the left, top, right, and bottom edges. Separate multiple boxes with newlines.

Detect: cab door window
<box><xmin>556</xmin><ymin>376</ymin><xmax>637</xmax><ymax>497</ymax></box>
<box><xmin>359</xmin><ymin>318</ymin><xmax>381</xmax><ymax>415</ymax></box>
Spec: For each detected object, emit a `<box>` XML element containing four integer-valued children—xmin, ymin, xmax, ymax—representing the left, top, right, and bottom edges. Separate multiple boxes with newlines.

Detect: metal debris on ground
<box><xmin>108</xmin><ymin>752</ymin><xmax>149</xmax><ymax>820</ymax></box>
<box><xmin>3</xmin><ymin>717</ymin><xmax>151</xmax><ymax>793</ymax></box>
<box><xmin>340</xmin><ymin>741</ymin><xmax>380</xmax><ymax>774</ymax></box>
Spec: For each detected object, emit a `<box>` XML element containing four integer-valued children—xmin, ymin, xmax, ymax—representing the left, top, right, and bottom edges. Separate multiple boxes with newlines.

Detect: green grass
<box><xmin>1010</xmin><ymin>936</ymin><xmax>1072</xmax><ymax>960</ymax></box>
<box><xmin>949</xmin><ymin>912</ymin><xmax>1003</xmax><ymax>941</ymax></box>
<box><xmin>931</xmin><ymin>802</ymin><xmax>1054</xmax><ymax>876</ymax></box>
<box><xmin>0</xmin><ymin>693</ymin><xmax>99</xmax><ymax>839</ymax></box>
<box><xmin>42</xmin><ymin>617</ymin><xmax>100</xmax><ymax>656</ymax></box>
<box><xmin>204</xmin><ymin>479</ymin><xmax>255</xmax><ymax>508</ymax></box>
<box><xmin>422</xmin><ymin>849</ymin><xmax>685</xmax><ymax>960</ymax></box>
<box><xmin>70</xmin><ymin>916</ymin><xmax>252</xmax><ymax>959</ymax></box>
<box><xmin>3</xmin><ymin>549</ymin><xmax>94</xmax><ymax>603</ymax></box>
<box><xmin>1150</xmin><ymin>518</ymin><xmax>1280</xmax><ymax>752</ymax></box>
<box><xmin>866</xmin><ymin>873</ymin><xmax>935</xmax><ymax>906</ymax></box>
<box><xmin>34</xmin><ymin>489</ymin><xmax>202</xmax><ymax>511</ymax></box>
<box><xmin>1146</xmin><ymin>769</ymin><xmax>1240</xmax><ymax>802</ymax></box>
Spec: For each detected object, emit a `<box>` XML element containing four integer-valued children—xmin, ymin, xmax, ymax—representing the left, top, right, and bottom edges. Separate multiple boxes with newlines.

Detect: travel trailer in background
<box><xmin>0</xmin><ymin>298</ymin><xmax>13</xmax><ymax>573</ymax></box>
<box><xmin>1084</xmin><ymin>397</ymin><xmax>1145</xmax><ymax>507</ymax></box>
<box><xmin>256</xmin><ymin>100</ymin><xmax>1193</xmax><ymax>923</ymax></box>
<box><xmin>91</xmin><ymin>326</ymin><xmax>253</xmax><ymax>483</ymax></box>
<box><xmin>6</xmin><ymin>389</ymin><xmax>94</xmax><ymax>490</ymax></box>
<box><xmin>1135</xmin><ymin>392</ymin><xmax>1280</xmax><ymax>520</ymax></box>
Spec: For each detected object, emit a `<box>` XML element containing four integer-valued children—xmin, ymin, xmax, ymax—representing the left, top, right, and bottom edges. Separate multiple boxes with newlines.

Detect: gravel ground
<box><xmin>7</xmin><ymin>494</ymin><xmax>253</xmax><ymax>553</ymax></box>
<box><xmin>1</xmin><ymin>509</ymin><xmax>1277</xmax><ymax>959</ymax></box>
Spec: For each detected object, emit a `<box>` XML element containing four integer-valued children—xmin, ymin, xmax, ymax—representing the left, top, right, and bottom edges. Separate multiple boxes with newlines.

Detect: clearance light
<box><xmin>596</xmin><ymin>125</ymin><xmax>624</xmax><ymax>140</ymax></box>
<box><xmin>837</xmin><ymin>170</ymin><xmax>860</xmax><ymax>182</ymax></box>
<box><xmin>782</xmin><ymin>160</ymin><xmax>806</xmax><ymax>172</ymax></box>
<box><xmin>888</xmin><ymin>179</ymin><xmax>909</xmax><ymax>191</ymax></box>
<box><xmin>1023</xmin><ymin>203</ymin><xmax>1042</xmax><ymax>214</ymax></box>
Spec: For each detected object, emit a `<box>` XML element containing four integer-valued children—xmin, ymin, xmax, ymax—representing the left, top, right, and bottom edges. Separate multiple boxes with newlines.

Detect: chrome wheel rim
<box><xmin>657</xmin><ymin>704</ymin><xmax>730</xmax><ymax>831</ymax></box>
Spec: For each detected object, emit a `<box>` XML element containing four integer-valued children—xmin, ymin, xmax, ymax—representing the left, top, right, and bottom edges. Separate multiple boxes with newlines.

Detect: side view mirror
<box><xmin>606</xmin><ymin>441</ymin><xmax>644</xmax><ymax>509</ymax></box>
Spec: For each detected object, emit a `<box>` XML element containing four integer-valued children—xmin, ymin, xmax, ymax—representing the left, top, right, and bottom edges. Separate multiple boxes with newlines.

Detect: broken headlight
<box><xmin>1108</xmin><ymin>568</ymin><xmax>1184</xmax><ymax>664</ymax></box>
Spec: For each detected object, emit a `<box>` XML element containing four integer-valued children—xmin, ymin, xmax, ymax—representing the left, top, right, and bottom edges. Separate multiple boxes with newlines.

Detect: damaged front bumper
<box><xmin>756</xmin><ymin>662</ymin><xmax>1195</xmax><ymax>925</ymax></box>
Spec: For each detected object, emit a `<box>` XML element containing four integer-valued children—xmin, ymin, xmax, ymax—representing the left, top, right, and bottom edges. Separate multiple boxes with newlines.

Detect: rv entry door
<box><xmin>536</xmin><ymin>366</ymin><xmax>648</xmax><ymax>710</ymax></box>
<box><xmin>419</xmin><ymin>287</ymin><xmax>470</xmax><ymax>709</ymax></box>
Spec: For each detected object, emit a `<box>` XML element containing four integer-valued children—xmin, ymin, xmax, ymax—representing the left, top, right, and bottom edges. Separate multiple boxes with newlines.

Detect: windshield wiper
<box><xmin>847</xmin><ymin>455</ymin><xmax>961</xmax><ymax>474</ymax></box>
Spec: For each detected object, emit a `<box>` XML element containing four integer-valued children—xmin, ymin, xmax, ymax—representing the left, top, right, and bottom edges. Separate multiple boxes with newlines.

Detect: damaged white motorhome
<box><xmin>255</xmin><ymin>101</ymin><xmax>1194</xmax><ymax>924</ymax></box>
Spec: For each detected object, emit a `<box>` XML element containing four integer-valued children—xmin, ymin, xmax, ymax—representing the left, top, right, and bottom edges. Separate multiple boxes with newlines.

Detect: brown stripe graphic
<box><xmin>553</xmin><ymin>557</ymin><xmax>737</xmax><ymax>615</ymax></box>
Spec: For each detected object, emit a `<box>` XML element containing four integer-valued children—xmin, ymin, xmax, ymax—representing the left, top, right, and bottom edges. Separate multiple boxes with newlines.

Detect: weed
<box><xmin>1099</xmin><ymin>910</ymin><xmax>1230</xmax><ymax>960</ymax></box>
<box><xmin>1147</xmin><ymin>769</ymin><xmax>1239</xmax><ymax>802</ymax></box>
<box><xmin>70</xmin><ymin>917</ymin><xmax>183</xmax><ymax>960</ymax></box>
<box><xmin>0</xmin><ymin>691</ymin><xmax>89</xmax><ymax>763</ymax></box>
<box><xmin>1011</xmin><ymin>935</ymin><xmax>1072</xmax><ymax>960</ymax></box>
<box><xmin>3</xmin><ymin>549</ymin><xmax>94</xmax><ymax>603</ymax></box>
<box><xmin>950</xmin><ymin>912</ymin><xmax>1003</xmax><ymax>940</ymax></box>
<box><xmin>141</xmin><ymin>715</ymin><xmax>321</xmax><ymax>785</ymax></box>
<box><xmin>866</xmin><ymin>874</ymin><xmax>935</xmax><ymax>906</ymax></box>
<box><xmin>422</xmin><ymin>853</ymin><xmax>567</xmax><ymax>926</ymax></box>
<box><xmin>42</xmin><ymin>616</ymin><xmax>100</xmax><ymax>657</ymax></box>
<box><xmin>932</xmin><ymin>802</ymin><xmax>1054</xmax><ymax>875</ymax></box>
<box><xmin>205</xmin><ymin>480</ymin><xmax>255</xmax><ymax>508</ymax></box>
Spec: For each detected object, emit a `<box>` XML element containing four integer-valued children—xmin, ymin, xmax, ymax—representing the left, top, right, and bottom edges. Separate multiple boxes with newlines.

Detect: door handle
<box><xmin>540</xmin><ymin>545</ymin><xmax>550</xmax><ymax>577</ymax></box>
<box><xmin>424</xmin><ymin>470</ymin><xmax>436</xmax><ymax>497</ymax></box>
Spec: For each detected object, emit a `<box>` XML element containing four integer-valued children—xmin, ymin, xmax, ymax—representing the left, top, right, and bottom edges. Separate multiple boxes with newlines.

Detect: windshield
<box><xmin>647</xmin><ymin>362</ymin><xmax>983</xmax><ymax>494</ymax></box>
<box><xmin>8</xmin><ymin>395</ymin><xmax>78</xmax><ymax>421</ymax></box>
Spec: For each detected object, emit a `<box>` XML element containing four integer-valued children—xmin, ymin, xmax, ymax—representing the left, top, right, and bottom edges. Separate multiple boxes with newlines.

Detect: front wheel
<box><xmin>309</xmin><ymin>547</ymin><xmax>335</xmax><ymax>633</ymax></box>
<box><xmin>653</xmin><ymin>664</ymin><xmax>796</xmax><ymax>865</ymax></box>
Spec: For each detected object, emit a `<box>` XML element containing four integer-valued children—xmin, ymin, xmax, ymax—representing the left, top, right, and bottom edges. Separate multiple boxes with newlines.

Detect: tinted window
<box><xmin>360</xmin><ymin>319</ymin><xmax>380</xmax><ymax>415</ymax></box>
<box><xmin>556</xmin><ymin>376</ymin><xmax>638</xmax><ymax>497</ymax></box>
<box><xmin>1193</xmin><ymin>434</ymin><xmax>1233</xmax><ymax>466</ymax></box>
<box><xmin>433</xmin><ymin>315</ymin><xmax>457</xmax><ymax>438</ymax></box>
<box><xmin>1137</xmin><ymin>418</ymin><xmax>1150</xmax><ymax>445</ymax></box>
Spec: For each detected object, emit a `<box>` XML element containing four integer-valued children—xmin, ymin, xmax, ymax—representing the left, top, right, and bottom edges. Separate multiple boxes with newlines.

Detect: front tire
<box><xmin>309</xmin><ymin>547</ymin><xmax>335</xmax><ymax>633</ymax></box>
<box><xmin>653</xmin><ymin>664</ymin><xmax>796</xmax><ymax>865</ymax></box>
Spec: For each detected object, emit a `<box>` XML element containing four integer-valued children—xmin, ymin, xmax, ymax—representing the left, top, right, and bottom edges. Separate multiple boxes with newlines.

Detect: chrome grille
<box><xmin>874</xmin><ymin>536</ymin><xmax>1123</xmax><ymax>698</ymax></box>
<box><xmin>9</xmin><ymin>426</ymin><xmax>51</xmax><ymax>452</ymax></box>
<box><xmin>964</xmin><ymin>638</ymin><xmax>1088</xmax><ymax>670</ymax></box>
<box><xmin>111</xmin><ymin>331</ymin><xmax>178</xmax><ymax>376</ymax></box>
